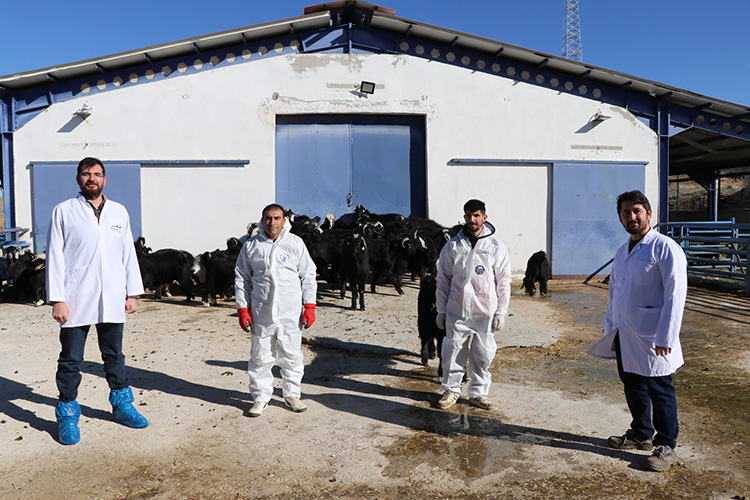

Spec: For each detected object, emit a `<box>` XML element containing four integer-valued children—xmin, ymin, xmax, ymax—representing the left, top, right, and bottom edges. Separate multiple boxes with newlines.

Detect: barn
<box><xmin>2</xmin><ymin>1</ymin><xmax>749</xmax><ymax>276</ymax></box>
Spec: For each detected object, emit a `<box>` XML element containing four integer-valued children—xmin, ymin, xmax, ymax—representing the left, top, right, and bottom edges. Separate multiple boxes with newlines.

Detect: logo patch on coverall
<box><xmin>475</xmin><ymin>265</ymin><xmax>485</xmax><ymax>275</ymax></box>
<box><xmin>279</xmin><ymin>252</ymin><xmax>290</xmax><ymax>264</ymax></box>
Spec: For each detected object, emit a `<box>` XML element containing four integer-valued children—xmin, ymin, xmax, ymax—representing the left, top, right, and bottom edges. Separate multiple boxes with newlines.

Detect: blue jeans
<box><xmin>56</xmin><ymin>323</ymin><xmax>129</xmax><ymax>402</ymax></box>
<box><xmin>614</xmin><ymin>334</ymin><xmax>679</xmax><ymax>448</ymax></box>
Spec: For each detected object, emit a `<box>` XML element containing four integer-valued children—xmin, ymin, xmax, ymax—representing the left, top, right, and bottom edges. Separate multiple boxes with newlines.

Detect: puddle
<box><xmin>548</xmin><ymin>359</ymin><xmax>621</xmax><ymax>385</ymax></box>
<box><xmin>382</xmin><ymin>408</ymin><xmax>517</xmax><ymax>479</ymax></box>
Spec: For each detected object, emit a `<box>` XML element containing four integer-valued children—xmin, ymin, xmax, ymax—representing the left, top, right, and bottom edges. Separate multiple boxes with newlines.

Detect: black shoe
<box><xmin>607</xmin><ymin>429</ymin><xmax>653</xmax><ymax>450</ymax></box>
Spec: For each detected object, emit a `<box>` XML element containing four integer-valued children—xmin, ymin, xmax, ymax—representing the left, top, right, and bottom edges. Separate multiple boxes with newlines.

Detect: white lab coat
<box><xmin>436</xmin><ymin>222</ymin><xmax>512</xmax><ymax>396</ymax></box>
<box><xmin>46</xmin><ymin>194</ymin><xmax>144</xmax><ymax>327</ymax></box>
<box><xmin>234</xmin><ymin>219</ymin><xmax>317</xmax><ymax>402</ymax></box>
<box><xmin>588</xmin><ymin>229</ymin><xmax>687</xmax><ymax>377</ymax></box>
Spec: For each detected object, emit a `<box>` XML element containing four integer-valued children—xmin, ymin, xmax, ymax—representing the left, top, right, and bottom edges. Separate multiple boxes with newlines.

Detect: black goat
<box><xmin>339</xmin><ymin>232</ymin><xmax>369</xmax><ymax>310</ymax></box>
<box><xmin>134</xmin><ymin>237</ymin><xmax>195</xmax><ymax>301</ymax></box>
<box><xmin>1</xmin><ymin>250</ymin><xmax>46</xmax><ymax>305</ymax></box>
<box><xmin>521</xmin><ymin>250</ymin><xmax>551</xmax><ymax>296</ymax></box>
<box><xmin>300</xmin><ymin>228</ymin><xmax>349</xmax><ymax>287</ymax></box>
<box><xmin>367</xmin><ymin>233</ymin><xmax>416</xmax><ymax>295</ymax></box>
<box><xmin>417</xmin><ymin>274</ymin><xmax>445</xmax><ymax>377</ymax></box>
<box><xmin>288</xmin><ymin>211</ymin><xmax>323</xmax><ymax>237</ymax></box>
<box><xmin>194</xmin><ymin>238</ymin><xmax>241</xmax><ymax>306</ymax></box>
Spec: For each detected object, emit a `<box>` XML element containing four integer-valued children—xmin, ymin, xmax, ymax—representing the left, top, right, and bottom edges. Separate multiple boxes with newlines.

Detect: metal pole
<box><xmin>658</xmin><ymin>100</ymin><xmax>670</xmax><ymax>230</ymax></box>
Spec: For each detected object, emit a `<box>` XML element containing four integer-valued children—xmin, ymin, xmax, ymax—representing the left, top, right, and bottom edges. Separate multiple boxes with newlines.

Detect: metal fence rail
<box><xmin>662</xmin><ymin>221</ymin><xmax>750</xmax><ymax>295</ymax></box>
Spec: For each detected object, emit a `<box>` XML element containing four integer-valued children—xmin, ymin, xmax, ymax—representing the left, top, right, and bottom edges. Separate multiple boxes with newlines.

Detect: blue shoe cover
<box><xmin>109</xmin><ymin>387</ymin><xmax>149</xmax><ymax>429</ymax></box>
<box><xmin>55</xmin><ymin>401</ymin><xmax>81</xmax><ymax>445</ymax></box>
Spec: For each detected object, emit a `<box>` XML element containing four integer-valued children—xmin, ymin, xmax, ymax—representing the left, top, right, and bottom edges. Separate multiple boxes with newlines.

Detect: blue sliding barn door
<box><xmin>551</xmin><ymin>162</ymin><xmax>645</xmax><ymax>276</ymax></box>
<box><xmin>275</xmin><ymin>115</ymin><xmax>426</xmax><ymax>218</ymax></box>
<box><xmin>30</xmin><ymin>163</ymin><xmax>142</xmax><ymax>253</ymax></box>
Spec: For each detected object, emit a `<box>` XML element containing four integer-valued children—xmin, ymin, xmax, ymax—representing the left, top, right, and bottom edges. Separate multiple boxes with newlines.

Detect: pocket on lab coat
<box><xmin>635</xmin><ymin>306</ymin><xmax>661</xmax><ymax>340</ymax></box>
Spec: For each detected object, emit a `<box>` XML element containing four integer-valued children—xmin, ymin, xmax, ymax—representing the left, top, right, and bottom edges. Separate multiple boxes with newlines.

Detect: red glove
<box><xmin>238</xmin><ymin>308</ymin><xmax>252</xmax><ymax>331</ymax></box>
<box><xmin>302</xmin><ymin>303</ymin><xmax>316</xmax><ymax>328</ymax></box>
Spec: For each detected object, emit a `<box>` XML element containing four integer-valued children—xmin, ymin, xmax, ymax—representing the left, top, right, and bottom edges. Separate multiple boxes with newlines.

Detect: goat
<box><xmin>339</xmin><ymin>232</ymin><xmax>369</xmax><ymax>310</ymax></box>
<box><xmin>134</xmin><ymin>237</ymin><xmax>195</xmax><ymax>301</ymax></box>
<box><xmin>417</xmin><ymin>274</ymin><xmax>445</xmax><ymax>377</ymax></box>
<box><xmin>521</xmin><ymin>250</ymin><xmax>551</xmax><ymax>296</ymax></box>
<box><xmin>367</xmin><ymin>231</ymin><xmax>423</xmax><ymax>295</ymax></box>
<box><xmin>194</xmin><ymin>238</ymin><xmax>241</xmax><ymax>306</ymax></box>
<box><xmin>1</xmin><ymin>250</ymin><xmax>46</xmax><ymax>305</ymax></box>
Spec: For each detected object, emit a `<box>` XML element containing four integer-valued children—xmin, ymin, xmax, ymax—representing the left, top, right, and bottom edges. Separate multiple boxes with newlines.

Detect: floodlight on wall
<box><xmin>359</xmin><ymin>81</ymin><xmax>376</xmax><ymax>94</ymax></box>
<box><xmin>73</xmin><ymin>103</ymin><xmax>92</xmax><ymax>119</ymax></box>
<box><xmin>590</xmin><ymin>110</ymin><xmax>611</xmax><ymax>123</ymax></box>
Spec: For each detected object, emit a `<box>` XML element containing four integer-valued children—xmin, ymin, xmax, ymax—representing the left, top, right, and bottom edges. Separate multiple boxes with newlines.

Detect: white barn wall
<box><xmin>439</xmin><ymin>164</ymin><xmax>551</xmax><ymax>269</ymax></box>
<box><xmin>12</xmin><ymin>53</ymin><xmax>659</xmax><ymax>270</ymax></box>
<box><xmin>139</xmin><ymin>165</ymin><xmax>254</xmax><ymax>253</ymax></box>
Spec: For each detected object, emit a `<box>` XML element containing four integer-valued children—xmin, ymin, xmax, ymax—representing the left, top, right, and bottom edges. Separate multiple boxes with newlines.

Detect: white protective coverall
<box><xmin>436</xmin><ymin>222</ymin><xmax>512</xmax><ymax>396</ymax></box>
<box><xmin>46</xmin><ymin>194</ymin><xmax>144</xmax><ymax>327</ymax></box>
<box><xmin>587</xmin><ymin>229</ymin><xmax>687</xmax><ymax>377</ymax></box>
<box><xmin>234</xmin><ymin>220</ymin><xmax>317</xmax><ymax>403</ymax></box>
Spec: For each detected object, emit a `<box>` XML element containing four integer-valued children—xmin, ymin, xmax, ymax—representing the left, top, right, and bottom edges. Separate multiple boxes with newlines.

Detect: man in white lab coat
<box><xmin>435</xmin><ymin>199</ymin><xmax>512</xmax><ymax>411</ymax></box>
<box><xmin>46</xmin><ymin>157</ymin><xmax>148</xmax><ymax>446</ymax></box>
<box><xmin>235</xmin><ymin>204</ymin><xmax>317</xmax><ymax>417</ymax></box>
<box><xmin>588</xmin><ymin>190</ymin><xmax>687</xmax><ymax>471</ymax></box>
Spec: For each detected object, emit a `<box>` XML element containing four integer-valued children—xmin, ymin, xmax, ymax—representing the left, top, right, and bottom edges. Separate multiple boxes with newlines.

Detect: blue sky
<box><xmin>2</xmin><ymin>0</ymin><xmax>749</xmax><ymax>106</ymax></box>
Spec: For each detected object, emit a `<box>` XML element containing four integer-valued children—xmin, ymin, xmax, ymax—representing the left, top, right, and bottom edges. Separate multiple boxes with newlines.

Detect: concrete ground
<box><xmin>0</xmin><ymin>279</ymin><xmax>748</xmax><ymax>499</ymax></box>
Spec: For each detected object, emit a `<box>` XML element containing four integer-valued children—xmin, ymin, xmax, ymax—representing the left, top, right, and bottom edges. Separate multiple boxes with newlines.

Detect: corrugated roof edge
<box><xmin>0</xmin><ymin>12</ymin><xmax>330</xmax><ymax>85</ymax></box>
<box><xmin>369</xmin><ymin>10</ymin><xmax>750</xmax><ymax>119</ymax></box>
<box><xmin>0</xmin><ymin>4</ymin><xmax>748</xmax><ymax>119</ymax></box>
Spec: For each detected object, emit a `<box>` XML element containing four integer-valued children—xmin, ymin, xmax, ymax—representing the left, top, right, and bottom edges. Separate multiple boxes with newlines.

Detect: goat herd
<box><xmin>1</xmin><ymin>204</ymin><xmax>550</xmax><ymax>374</ymax></box>
<box><xmin>0</xmin><ymin>205</ymin><xmax>456</xmax><ymax>309</ymax></box>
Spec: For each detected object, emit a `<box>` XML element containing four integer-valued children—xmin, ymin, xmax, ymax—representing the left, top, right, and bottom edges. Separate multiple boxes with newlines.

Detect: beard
<box><xmin>80</xmin><ymin>183</ymin><xmax>104</xmax><ymax>200</ymax></box>
<box><xmin>625</xmin><ymin>221</ymin><xmax>648</xmax><ymax>235</ymax></box>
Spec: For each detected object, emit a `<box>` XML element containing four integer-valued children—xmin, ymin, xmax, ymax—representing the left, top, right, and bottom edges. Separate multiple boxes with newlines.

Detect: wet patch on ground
<box><xmin>382</xmin><ymin>425</ymin><xmax>518</xmax><ymax>480</ymax></box>
<box><xmin>547</xmin><ymin>358</ymin><xmax>622</xmax><ymax>385</ymax></box>
<box><xmin>382</xmin><ymin>282</ymin><xmax>750</xmax><ymax>498</ymax></box>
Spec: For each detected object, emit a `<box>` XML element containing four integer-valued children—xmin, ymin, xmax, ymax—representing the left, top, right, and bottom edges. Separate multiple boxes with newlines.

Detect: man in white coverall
<box><xmin>46</xmin><ymin>157</ymin><xmax>148</xmax><ymax>446</ymax></box>
<box><xmin>235</xmin><ymin>203</ymin><xmax>317</xmax><ymax>417</ymax></box>
<box><xmin>435</xmin><ymin>199</ymin><xmax>511</xmax><ymax>410</ymax></box>
<box><xmin>588</xmin><ymin>190</ymin><xmax>687</xmax><ymax>471</ymax></box>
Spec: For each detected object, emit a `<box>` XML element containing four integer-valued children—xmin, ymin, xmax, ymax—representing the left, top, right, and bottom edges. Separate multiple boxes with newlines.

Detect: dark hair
<box><xmin>463</xmin><ymin>199</ymin><xmax>486</xmax><ymax>214</ymax></box>
<box><xmin>616</xmin><ymin>190</ymin><xmax>651</xmax><ymax>214</ymax></box>
<box><xmin>262</xmin><ymin>203</ymin><xmax>285</xmax><ymax>217</ymax></box>
<box><xmin>77</xmin><ymin>157</ymin><xmax>105</xmax><ymax>176</ymax></box>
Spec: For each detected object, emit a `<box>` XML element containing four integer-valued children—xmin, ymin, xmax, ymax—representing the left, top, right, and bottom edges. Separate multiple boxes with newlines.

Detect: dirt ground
<box><xmin>1</xmin><ymin>278</ymin><xmax>749</xmax><ymax>500</ymax></box>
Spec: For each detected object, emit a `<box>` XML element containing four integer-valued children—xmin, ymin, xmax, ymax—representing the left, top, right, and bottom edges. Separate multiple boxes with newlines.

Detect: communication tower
<box><xmin>563</xmin><ymin>0</ymin><xmax>583</xmax><ymax>61</ymax></box>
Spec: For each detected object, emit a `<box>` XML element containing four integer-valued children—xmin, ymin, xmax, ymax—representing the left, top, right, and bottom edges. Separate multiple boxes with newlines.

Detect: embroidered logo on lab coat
<box><xmin>475</xmin><ymin>265</ymin><xmax>485</xmax><ymax>275</ymax></box>
<box><xmin>279</xmin><ymin>252</ymin><xmax>290</xmax><ymax>264</ymax></box>
<box><xmin>109</xmin><ymin>224</ymin><xmax>123</xmax><ymax>235</ymax></box>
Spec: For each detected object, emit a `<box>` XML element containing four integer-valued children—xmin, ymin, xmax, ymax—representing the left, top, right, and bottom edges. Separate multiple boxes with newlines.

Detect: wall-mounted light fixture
<box><xmin>359</xmin><ymin>81</ymin><xmax>376</xmax><ymax>94</ymax></box>
<box><xmin>590</xmin><ymin>110</ymin><xmax>611</xmax><ymax>123</ymax></box>
<box><xmin>73</xmin><ymin>103</ymin><xmax>92</xmax><ymax>119</ymax></box>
